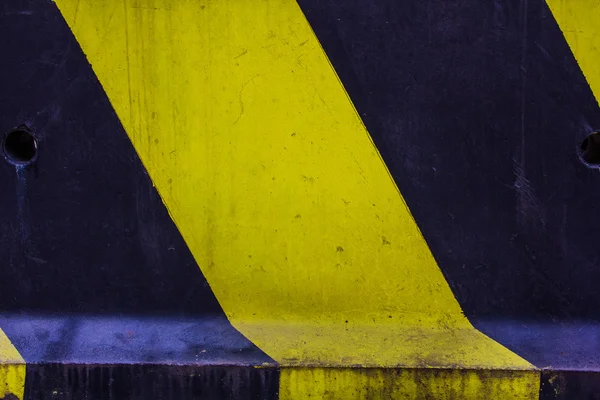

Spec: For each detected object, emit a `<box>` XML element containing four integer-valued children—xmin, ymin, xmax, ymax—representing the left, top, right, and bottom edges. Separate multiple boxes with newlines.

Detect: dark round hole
<box><xmin>3</xmin><ymin>128</ymin><xmax>37</xmax><ymax>165</ymax></box>
<box><xmin>581</xmin><ymin>132</ymin><xmax>600</xmax><ymax>165</ymax></box>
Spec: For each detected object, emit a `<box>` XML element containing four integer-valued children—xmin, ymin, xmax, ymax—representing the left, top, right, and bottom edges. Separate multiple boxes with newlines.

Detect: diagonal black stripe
<box><xmin>0</xmin><ymin>0</ymin><xmax>221</xmax><ymax>317</ymax></box>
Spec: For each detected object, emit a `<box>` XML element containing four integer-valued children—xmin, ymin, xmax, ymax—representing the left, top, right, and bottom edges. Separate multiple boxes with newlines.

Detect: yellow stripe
<box><xmin>55</xmin><ymin>0</ymin><xmax>537</xmax><ymax>397</ymax></box>
<box><xmin>0</xmin><ymin>329</ymin><xmax>25</xmax><ymax>399</ymax></box>
<box><xmin>280</xmin><ymin>368</ymin><xmax>539</xmax><ymax>400</ymax></box>
<box><xmin>546</xmin><ymin>0</ymin><xmax>600</xmax><ymax>104</ymax></box>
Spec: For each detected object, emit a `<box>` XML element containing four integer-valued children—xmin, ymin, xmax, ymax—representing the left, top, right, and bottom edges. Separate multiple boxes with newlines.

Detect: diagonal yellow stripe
<box><xmin>55</xmin><ymin>0</ymin><xmax>537</xmax><ymax>397</ymax></box>
<box><xmin>546</xmin><ymin>0</ymin><xmax>600</xmax><ymax>104</ymax></box>
<box><xmin>0</xmin><ymin>329</ymin><xmax>25</xmax><ymax>399</ymax></box>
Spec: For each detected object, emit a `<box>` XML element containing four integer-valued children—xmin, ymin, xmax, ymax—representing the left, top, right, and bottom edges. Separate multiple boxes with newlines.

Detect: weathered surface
<box><xmin>1</xmin><ymin>0</ymin><xmax>599</xmax><ymax>398</ymax></box>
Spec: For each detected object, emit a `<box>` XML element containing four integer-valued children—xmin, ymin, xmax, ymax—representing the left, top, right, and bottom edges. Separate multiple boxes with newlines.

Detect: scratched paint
<box><xmin>14</xmin><ymin>167</ymin><xmax>28</xmax><ymax>244</ymax></box>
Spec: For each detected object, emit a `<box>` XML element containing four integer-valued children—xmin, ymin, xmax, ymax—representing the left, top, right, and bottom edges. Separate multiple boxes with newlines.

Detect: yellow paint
<box><xmin>238</xmin><ymin>322</ymin><xmax>532</xmax><ymax>368</ymax></box>
<box><xmin>55</xmin><ymin>0</ymin><xmax>537</xmax><ymax>397</ymax></box>
<box><xmin>0</xmin><ymin>329</ymin><xmax>25</xmax><ymax>399</ymax></box>
<box><xmin>546</xmin><ymin>0</ymin><xmax>600</xmax><ymax>104</ymax></box>
<box><xmin>280</xmin><ymin>367</ymin><xmax>539</xmax><ymax>399</ymax></box>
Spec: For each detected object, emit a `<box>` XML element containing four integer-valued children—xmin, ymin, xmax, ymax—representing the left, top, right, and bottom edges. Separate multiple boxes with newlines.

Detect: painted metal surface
<box><xmin>0</xmin><ymin>1</ymin><xmax>273</xmax><ymax>397</ymax></box>
<box><xmin>295</xmin><ymin>0</ymin><xmax>600</xmax><ymax>397</ymax></box>
<box><xmin>0</xmin><ymin>0</ymin><xmax>598</xmax><ymax>398</ymax></box>
<box><xmin>53</xmin><ymin>0</ymin><xmax>537</xmax><ymax>397</ymax></box>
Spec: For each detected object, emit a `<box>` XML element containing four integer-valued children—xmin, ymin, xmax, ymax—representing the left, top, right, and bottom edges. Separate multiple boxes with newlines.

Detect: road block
<box><xmin>0</xmin><ymin>0</ymin><xmax>598</xmax><ymax>398</ymax></box>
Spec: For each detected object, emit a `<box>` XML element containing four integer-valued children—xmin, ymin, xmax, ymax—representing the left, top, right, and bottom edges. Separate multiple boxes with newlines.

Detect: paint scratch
<box><xmin>234</xmin><ymin>49</ymin><xmax>248</xmax><ymax>59</ymax></box>
<box><xmin>233</xmin><ymin>75</ymin><xmax>259</xmax><ymax>125</ymax></box>
<box><xmin>513</xmin><ymin>159</ymin><xmax>544</xmax><ymax>227</ymax></box>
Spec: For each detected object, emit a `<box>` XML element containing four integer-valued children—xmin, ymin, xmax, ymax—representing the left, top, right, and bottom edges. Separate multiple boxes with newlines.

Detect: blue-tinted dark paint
<box><xmin>0</xmin><ymin>315</ymin><xmax>278</xmax><ymax>399</ymax></box>
<box><xmin>476</xmin><ymin>320</ymin><xmax>600</xmax><ymax>370</ymax></box>
<box><xmin>0</xmin><ymin>315</ymin><xmax>270</xmax><ymax>365</ymax></box>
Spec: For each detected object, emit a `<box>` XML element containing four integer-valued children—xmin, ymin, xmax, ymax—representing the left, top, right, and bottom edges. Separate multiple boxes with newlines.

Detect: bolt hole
<box><xmin>3</xmin><ymin>127</ymin><xmax>38</xmax><ymax>165</ymax></box>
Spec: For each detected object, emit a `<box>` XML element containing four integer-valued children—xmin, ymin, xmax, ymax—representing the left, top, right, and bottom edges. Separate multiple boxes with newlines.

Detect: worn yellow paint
<box><xmin>0</xmin><ymin>329</ymin><xmax>25</xmax><ymax>399</ymax></box>
<box><xmin>238</xmin><ymin>322</ymin><xmax>532</xmax><ymax>368</ymax></box>
<box><xmin>280</xmin><ymin>368</ymin><xmax>540</xmax><ymax>400</ymax></box>
<box><xmin>546</xmin><ymin>0</ymin><xmax>600</xmax><ymax>104</ymax></box>
<box><xmin>55</xmin><ymin>0</ymin><xmax>537</xmax><ymax>396</ymax></box>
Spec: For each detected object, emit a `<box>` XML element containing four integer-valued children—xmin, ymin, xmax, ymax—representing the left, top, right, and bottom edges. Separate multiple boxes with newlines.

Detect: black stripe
<box><xmin>540</xmin><ymin>371</ymin><xmax>600</xmax><ymax>400</ymax></box>
<box><xmin>23</xmin><ymin>364</ymin><xmax>278</xmax><ymax>400</ymax></box>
